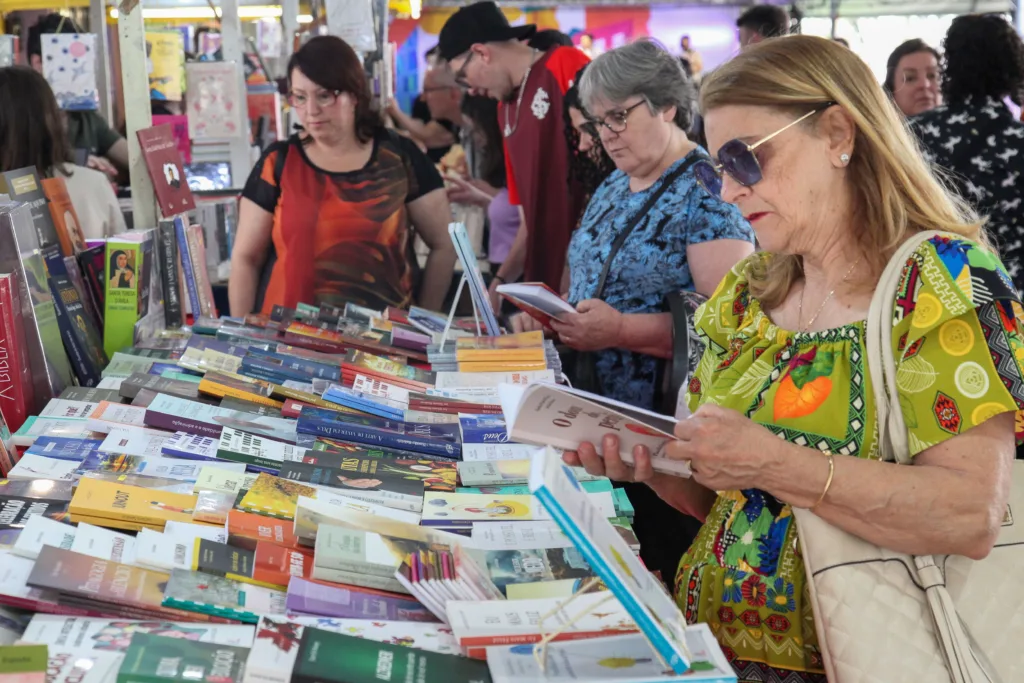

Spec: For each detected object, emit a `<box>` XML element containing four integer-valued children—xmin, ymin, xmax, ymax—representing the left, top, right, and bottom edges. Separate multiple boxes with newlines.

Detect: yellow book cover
<box><xmin>68</xmin><ymin>513</ymin><xmax>167</xmax><ymax>533</ymax></box>
<box><xmin>456</xmin><ymin>360</ymin><xmax>549</xmax><ymax>372</ymax></box>
<box><xmin>237</xmin><ymin>473</ymin><xmax>316</xmax><ymax>520</ymax></box>
<box><xmin>455</xmin><ymin>331</ymin><xmax>544</xmax><ymax>349</ymax></box>
<box><xmin>454</xmin><ymin>348</ymin><xmax>547</xmax><ymax>362</ymax></box>
<box><xmin>198</xmin><ymin>377</ymin><xmax>285</xmax><ymax>409</ymax></box>
<box><xmin>369</xmin><ymin>317</ymin><xmax>393</xmax><ymax>332</ymax></box>
<box><xmin>69</xmin><ymin>477</ymin><xmax>199</xmax><ymax>529</ymax></box>
<box><xmin>146</xmin><ymin>31</ymin><xmax>185</xmax><ymax>100</ymax></box>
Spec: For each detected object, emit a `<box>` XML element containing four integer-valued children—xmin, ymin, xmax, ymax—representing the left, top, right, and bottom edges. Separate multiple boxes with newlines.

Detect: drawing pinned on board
<box><xmin>186</xmin><ymin>62</ymin><xmax>245</xmax><ymax>140</ymax></box>
<box><xmin>41</xmin><ymin>34</ymin><xmax>99</xmax><ymax>111</ymax></box>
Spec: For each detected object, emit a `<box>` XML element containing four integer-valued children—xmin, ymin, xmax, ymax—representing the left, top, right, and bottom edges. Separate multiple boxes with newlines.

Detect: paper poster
<box><xmin>325</xmin><ymin>0</ymin><xmax>376</xmax><ymax>52</ymax></box>
<box><xmin>256</xmin><ymin>19</ymin><xmax>283</xmax><ymax>57</ymax></box>
<box><xmin>146</xmin><ymin>31</ymin><xmax>185</xmax><ymax>101</ymax></box>
<box><xmin>41</xmin><ymin>34</ymin><xmax>99</xmax><ymax>111</ymax></box>
<box><xmin>0</xmin><ymin>35</ymin><xmax>15</xmax><ymax>68</ymax></box>
<box><xmin>185</xmin><ymin>62</ymin><xmax>245</xmax><ymax>140</ymax></box>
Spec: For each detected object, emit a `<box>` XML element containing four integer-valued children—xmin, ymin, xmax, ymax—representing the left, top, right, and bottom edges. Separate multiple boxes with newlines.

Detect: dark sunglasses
<box><xmin>694</xmin><ymin>101</ymin><xmax>837</xmax><ymax>196</ymax></box>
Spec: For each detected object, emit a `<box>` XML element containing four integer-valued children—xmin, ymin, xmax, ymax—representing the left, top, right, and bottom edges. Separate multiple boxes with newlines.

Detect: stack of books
<box><xmin>0</xmin><ymin>274</ymin><xmax>734</xmax><ymax>680</ymax></box>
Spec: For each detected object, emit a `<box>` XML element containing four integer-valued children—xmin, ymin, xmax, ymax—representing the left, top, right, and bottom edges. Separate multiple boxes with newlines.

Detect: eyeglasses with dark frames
<box><xmin>587</xmin><ymin>100</ymin><xmax>647</xmax><ymax>135</ymax></box>
<box><xmin>287</xmin><ymin>90</ymin><xmax>342</xmax><ymax>109</ymax></box>
<box><xmin>693</xmin><ymin>101</ymin><xmax>838</xmax><ymax>197</ymax></box>
<box><xmin>453</xmin><ymin>50</ymin><xmax>477</xmax><ymax>89</ymax></box>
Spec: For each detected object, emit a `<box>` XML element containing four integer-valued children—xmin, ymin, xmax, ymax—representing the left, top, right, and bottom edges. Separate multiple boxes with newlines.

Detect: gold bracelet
<box><xmin>811</xmin><ymin>452</ymin><xmax>835</xmax><ymax>510</ymax></box>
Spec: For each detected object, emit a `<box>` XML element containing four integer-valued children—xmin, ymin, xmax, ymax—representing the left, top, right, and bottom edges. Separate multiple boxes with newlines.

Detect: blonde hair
<box><xmin>700</xmin><ymin>35</ymin><xmax>988</xmax><ymax>308</ymax></box>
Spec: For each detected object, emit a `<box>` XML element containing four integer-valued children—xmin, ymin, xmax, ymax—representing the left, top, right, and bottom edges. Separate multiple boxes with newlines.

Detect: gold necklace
<box><xmin>798</xmin><ymin>256</ymin><xmax>862</xmax><ymax>332</ymax></box>
<box><xmin>504</xmin><ymin>49</ymin><xmax>539</xmax><ymax>138</ymax></box>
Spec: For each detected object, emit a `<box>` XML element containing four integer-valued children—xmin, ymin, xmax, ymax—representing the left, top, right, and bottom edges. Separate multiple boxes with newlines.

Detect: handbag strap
<box><xmin>865</xmin><ymin>230</ymin><xmax>944</xmax><ymax>464</ymax></box>
<box><xmin>592</xmin><ymin>154</ymin><xmax>701</xmax><ymax>299</ymax></box>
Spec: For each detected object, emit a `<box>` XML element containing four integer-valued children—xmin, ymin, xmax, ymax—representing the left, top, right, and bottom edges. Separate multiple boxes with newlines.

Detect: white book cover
<box><xmin>282</xmin><ymin>380</ymin><xmax>314</xmax><ymax>393</ymax></box>
<box><xmin>6</xmin><ymin>453</ymin><xmax>80</xmax><ymax>481</ymax></box>
<box><xmin>20</xmin><ymin>615</ymin><xmax>256</xmax><ymax>652</ymax></box>
<box><xmin>70</xmin><ymin>523</ymin><xmax>137</xmax><ymax>565</ymax></box>
<box><xmin>40</xmin><ymin>34</ymin><xmax>100</xmax><ymax>111</ymax></box>
<box><xmin>457</xmin><ymin>459</ymin><xmax>601</xmax><ymax>487</ymax></box>
<box><xmin>314</xmin><ymin>524</ymin><xmax>400</xmax><ymax>576</ymax></box>
<box><xmin>134</xmin><ymin>528</ymin><xmax>194</xmax><ymax>572</ymax></box>
<box><xmin>219</xmin><ymin>427</ymin><xmax>308</xmax><ymax>464</ymax></box>
<box><xmin>162</xmin><ymin>432</ymin><xmax>219</xmax><ymax>459</ymax></box>
<box><xmin>469</xmin><ymin>521</ymin><xmax>581</xmax><ymax>551</ymax></box>
<box><xmin>96</xmin><ymin>377</ymin><xmax>124</xmax><ymax>390</ymax></box>
<box><xmin>495</xmin><ymin>282</ymin><xmax>576</xmax><ymax>319</ymax></box>
<box><xmin>461</xmin><ymin>443</ymin><xmax>539</xmax><ymax>462</ymax></box>
<box><xmin>0</xmin><ymin>549</ymin><xmax>57</xmax><ymax>603</ymax></box>
<box><xmin>98</xmin><ymin>427</ymin><xmax>174</xmax><ymax>457</ymax></box>
<box><xmin>435</xmin><ymin>370</ymin><xmax>556</xmax><ymax>389</ymax></box>
<box><xmin>500</xmin><ymin>382</ymin><xmax>690</xmax><ymax>477</ymax></box>
<box><xmin>40</xmin><ymin>399</ymin><xmax>99</xmax><ymax>420</ymax></box>
<box><xmin>529</xmin><ymin>448</ymin><xmax>692</xmax><ymax>674</ymax></box>
<box><xmin>425</xmin><ymin>387</ymin><xmax>501</xmax><ymax>403</ymax></box>
<box><xmin>293</xmin><ymin>492</ymin><xmax>420</xmax><ymax>544</ymax></box>
<box><xmin>89</xmin><ymin>455</ymin><xmax>244</xmax><ymax>482</ymax></box>
<box><xmin>12</xmin><ymin>417</ymin><xmax>92</xmax><ymax>447</ymax></box>
<box><xmin>485</xmin><ymin>628</ymin><xmax>736</xmax><ymax>683</ymax></box>
<box><xmin>403</xmin><ymin>410</ymin><xmax>460</xmax><ymax>425</ymax></box>
<box><xmin>449</xmin><ymin>592</ymin><xmax>635</xmax><ymax>647</ymax></box>
<box><xmin>164</xmin><ymin>520</ymin><xmax>228</xmax><ymax>544</ymax></box>
<box><xmin>351</xmin><ymin>374</ymin><xmax>411</xmax><ymax>403</ymax></box>
<box><xmin>11</xmin><ymin>515</ymin><xmax>77</xmax><ymax>560</ymax></box>
<box><xmin>420</xmin><ymin>490</ymin><xmax>616</xmax><ymax>524</ymax></box>
<box><xmin>146</xmin><ymin>394</ymin><xmax>298</xmax><ymax>443</ymax></box>
<box><xmin>86</xmin><ymin>403</ymin><xmax>148</xmax><ymax>433</ymax></box>
<box><xmin>191</xmin><ymin>467</ymin><xmax>258</xmax><ymax>495</ymax></box>
<box><xmin>45</xmin><ymin>649</ymin><xmax>123</xmax><ymax>683</ymax></box>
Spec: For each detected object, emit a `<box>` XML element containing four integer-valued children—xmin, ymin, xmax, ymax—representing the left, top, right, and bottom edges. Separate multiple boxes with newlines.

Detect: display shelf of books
<box><xmin>0</xmin><ymin>206</ymin><xmax>734</xmax><ymax>681</ymax></box>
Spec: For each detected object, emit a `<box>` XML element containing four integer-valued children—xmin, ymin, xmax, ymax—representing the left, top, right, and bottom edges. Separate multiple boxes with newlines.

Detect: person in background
<box><xmin>736</xmin><ymin>4</ymin><xmax>790</xmax><ymax>48</ymax></box>
<box><xmin>569</xmin><ymin>35</ymin><xmax>1021</xmax><ymax>682</ymax></box>
<box><xmin>387</xmin><ymin>67</ymin><xmax>462</xmax><ymax>164</ymax></box>
<box><xmin>447</xmin><ymin>96</ymin><xmax>518</xmax><ymax>276</ymax></box>
<box><xmin>911</xmin><ymin>14</ymin><xmax>1024</xmax><ymax>284</ymax></box>
<box><xmin>525</xmin><ymin>41</ymin><xmax>755</xmax><ymax>583</ymax></box>
<box><xmin>679</xmin><ymin>34</ymin><xmax>703</xmax><ymax>81</ymax></box>
<box><xmin>410</xmin><ymin>45</ymin><xmax>441</xmax><ymax>125</ymax></box>
<box><xmin>563</xmin><ymin>63</ymin><xmax>616</xmax><ymax>207</ymax></box>
<box><xmin>529</xmin><ymin>30</ymin><xmax>574</xmax><ymax>51</ymax></box>
<box><xmin>439</xmin><ymin>1</ymin><xmax>590</xmax><ymax>305</ymax></box>
<box><xmin>0</xmin><ymin>67</ymin><xmax>127</xmax><ymax>239</ymax></box>
<box><xmin>578</xmin><ymin>32</ymin><xmax>595</xmax><ymax>59</ymax></box>
<box><xmin>229</xmin><ymin>36</ymin><xmax>456</xmax><ymax>316</ymax></box>
<box><xmin>27</xmin><ymin>13</ymin><xmax>129</xmax><ymax>179</ymax></box>
<box><xmin>883</xmin><ymin>39</ymin><xmax>941</xmax><ymax>117</ymax></box>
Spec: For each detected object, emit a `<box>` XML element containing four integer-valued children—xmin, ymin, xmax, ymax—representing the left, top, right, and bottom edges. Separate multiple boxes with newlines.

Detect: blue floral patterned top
<box><xmin>567</xmin><ymin>148</ymin><xmax>755</xmax><ymax>409</ymax></box>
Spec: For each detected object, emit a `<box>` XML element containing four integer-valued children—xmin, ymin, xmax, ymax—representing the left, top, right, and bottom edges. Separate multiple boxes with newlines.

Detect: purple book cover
<box><xmin>285</xmin><ymin>577</ymin><xmax>437</xmax><ymax>622</ymax></box>
<box><xmin>143</xmin><ymin>408</ymin><xmax>222</xmax><ymax>439</ymax></box>
<box><xmin>391</xmin><ymin>327</ymin><xmax>430</xmax><ymax>352</ymax></box>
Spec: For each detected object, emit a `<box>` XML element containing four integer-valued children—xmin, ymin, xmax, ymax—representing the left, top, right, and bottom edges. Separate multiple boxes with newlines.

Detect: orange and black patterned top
<box><xmin>242</xmin><ymin>129</ymin><xmax>444</xmax><ymax>314</ymax></box>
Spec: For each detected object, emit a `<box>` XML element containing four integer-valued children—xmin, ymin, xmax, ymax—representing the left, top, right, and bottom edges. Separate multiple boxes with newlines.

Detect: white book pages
<box><xmin>70</xmin><ymin>523</ymin><xmax>137</xmax><ymax>565</ymax></box>
<box><xmin>11</xmin><ymin>516</ymin><xmax>77</xmax><ymax>560</ymax></box>
<box><xmin>496</xmin><ymin>282</ymin><xmax>576</xmax><ymax>317</ymax></box>
<box><xmin>98</xmin><ymin>426</ymin><xmax>174</xmax><ymax>457</ymax></box>
<box><xmin>434</xmin><ymin>370</ymin><xmax>556</xmax><ymax>389</ymax></box>
<box><xmin>6</xmin><ymin>454</ymin><xmax>80</xmax><ymax>481</ymax></box>
<box><xmin>163</xmin><ymin>520</ymin><xmax>228</xmax><ymax>544</ymax></box>
<box><xmin>134</xmin><ymin>528</ymin><xmax>193</xmax><ymax>571</ymax></box>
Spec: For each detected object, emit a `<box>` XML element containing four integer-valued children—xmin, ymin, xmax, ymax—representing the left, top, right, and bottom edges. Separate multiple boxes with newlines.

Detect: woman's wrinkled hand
<box><xmin>671</xmin><ymin>403</ymin><xmax>781</xmax><ymax>492</ymax></box>
<box><xmin>549</xmin><ymin>299</ymin><xmax>623</xmax><ymax>351</ymax></box>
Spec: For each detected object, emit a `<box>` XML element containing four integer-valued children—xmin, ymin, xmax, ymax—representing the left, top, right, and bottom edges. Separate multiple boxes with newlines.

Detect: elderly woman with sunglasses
<box><xmin>566</xmin><ymin>35</ymin><xmax>1023</xmax><ymax>683</ymax></box>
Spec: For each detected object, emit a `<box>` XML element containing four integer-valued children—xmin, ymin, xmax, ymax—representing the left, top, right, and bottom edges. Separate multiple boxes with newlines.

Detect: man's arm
<box><xmin>388</xmin><ymin>104</ymin><xmax>456</xmax><ymax>150</ymax></box>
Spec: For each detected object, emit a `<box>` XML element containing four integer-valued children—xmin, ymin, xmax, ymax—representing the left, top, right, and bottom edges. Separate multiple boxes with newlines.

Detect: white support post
<box><xmin>281</xmin><ymin>0</ymin><xmax>299</xmax><ymax>64</ymax></box>
<box><xmin>118</xmin><ymin>1</ymin><xmax>158</xmax><ymax>229</ymax></box>
<box><xmin>219</xmin><ymin>0</ymin><xmax>255</xmax><ymax>189</ymax></box>
<box><xmin>89</xmin><ymin>0</ymin><xmax>112</xmax><ymax>122</ymax></box>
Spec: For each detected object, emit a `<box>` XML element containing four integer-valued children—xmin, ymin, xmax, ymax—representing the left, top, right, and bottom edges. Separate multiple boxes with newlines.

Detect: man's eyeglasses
<box><xmin>453</xmin><ymin>50</ymin><xmax>476</xmax><ymax>89</ymax></box>
<box><xmin>287</xmin><ymin>90</ymin><xmax>341</xmax><ymax>109</ymax></box>
<box><xmin>693</xmin><ymin>101</ymin><xmax>837</xmax><ymax>196</ymax></box>
<box><xmin>587</xmin><ymin>100</ymin><xmax>646</xmax><ymax>135</ymax></box>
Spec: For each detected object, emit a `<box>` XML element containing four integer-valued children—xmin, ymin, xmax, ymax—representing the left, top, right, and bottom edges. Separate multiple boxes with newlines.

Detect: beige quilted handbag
<box><xmin>792</xmin><ymin>230</ymin><xmax>1024</xmax><ymax>683</ymax></box>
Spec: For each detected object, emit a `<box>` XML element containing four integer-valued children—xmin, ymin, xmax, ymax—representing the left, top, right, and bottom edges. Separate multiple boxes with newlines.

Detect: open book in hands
<box><xmin>498</xmin><ymin>382</ymin><xmax>692</xmax><ymax>477</ymax></box>
<box><xmin>496</xmin><ymin>282</ymin><xmax>577</xmax><ymax>327</ymax></box>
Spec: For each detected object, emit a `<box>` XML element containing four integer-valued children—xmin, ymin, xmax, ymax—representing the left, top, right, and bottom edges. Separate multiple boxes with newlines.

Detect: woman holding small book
<box><xmin>229</xmin><ymin>36</ymin><xmax>456</xmax><ymax>317</ymax></box>
<box><xmin>567</xmin><ymin>36</ymin><xmax>1022</xmax><ymax>683</ymax></box>
<box><xmin>0</xmin><ymin>67</ymin><xmax>126</xmax><ymax>239</ymax></box>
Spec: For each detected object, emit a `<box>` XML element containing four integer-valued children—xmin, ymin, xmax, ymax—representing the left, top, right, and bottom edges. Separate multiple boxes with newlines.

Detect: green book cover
<box><xmin>292</xmin><ymin>627</ymin><xmax>491</xmax><ymax>683</ymax></box>
<box><xmin>161</xmin><ymin>568</ymin><xmax>286</xmax><ymax>624</ymax></box>
<box><xmin>162</xmin><ymin>370</ymin><xmax>203</xmax><ymax>384</ymax></box>
<box><xmin>0</xmin><ymin>644</ymin><xmax>48</xmax><ymax>675</ymax></box>
<box><xmin>104</xmin><ymin>241</ymin><xmax>143</xmax><ymax>357</ymax></box>
<box><xmin>118</xmin><ymin>632</ymin><xmax>247</xmax><ymax>683</ymax></box>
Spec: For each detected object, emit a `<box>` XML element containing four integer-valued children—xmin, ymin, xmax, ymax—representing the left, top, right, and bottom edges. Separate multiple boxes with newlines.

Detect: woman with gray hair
<box><xmin>522</xmin><ymin>39</ymin><xmax>755</xmax><ymax>581</ymax></box>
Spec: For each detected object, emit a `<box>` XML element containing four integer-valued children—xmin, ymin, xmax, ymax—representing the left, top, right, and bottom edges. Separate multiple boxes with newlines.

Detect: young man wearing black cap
<box><xmin>438</xmin><ymin>1</ymin><xmax>589</xmax><ymax>299</ymax></box>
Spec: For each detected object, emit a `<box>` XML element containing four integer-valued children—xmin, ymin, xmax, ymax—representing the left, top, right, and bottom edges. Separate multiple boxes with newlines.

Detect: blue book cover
<box><xmin>458</xmin><ymin>415</ymin><xmax>509</xmax><ymax>444</ymax></box>
<box><xmin>244</xmin><ymin>350</ymin><xmax>341</xmax><ymax>382</ymax></box>
<box><xmin>528</xmin><ymin>447</ymin><xmax>694</xmax><ymax>675</ymax></box>
<box><xmin>240</xmin><ymin>357</ymin><xmax>340</xmax><ymax>384</ymax></box>
<box><xmin>236</xmin><ymin>362</ymin><xmax>295</xmax><ymax>386</ymax></box>
<box><xmin>297</xmin><ymin>406</ymin><xmax>461</xmax><ymax>459</ymax></box>
<box><xmin>174</xmin><ymin>216</ymin><xmax>202</xmax><ymax>321</ymax></box>
<box><xmin>26</xmin><ymin>436</ymin><xmax>103</xmax><ymax>461</ymax></box>
<box><xmin>321</xmin><ymin>385</ymin><xmax>405</xmax><ymax>421</ymax></box>
<box><xmin>148</xmin><ymin>362</ymin><xmax>181</xmax><ymax>376</ymax></box>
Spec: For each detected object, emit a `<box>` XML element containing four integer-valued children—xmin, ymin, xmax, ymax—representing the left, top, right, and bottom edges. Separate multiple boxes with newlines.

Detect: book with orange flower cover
<box><xmin>40</xmin><ymin>177</ymin><xmax>86</xmax><ymax>257</ymax></box>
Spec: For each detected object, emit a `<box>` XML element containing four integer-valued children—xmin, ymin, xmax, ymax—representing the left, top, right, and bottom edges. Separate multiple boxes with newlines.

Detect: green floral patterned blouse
<box><xmin>676</xmin><ymin>235</ymin><xmax>1024</xmax><ymax>682</ymax></box>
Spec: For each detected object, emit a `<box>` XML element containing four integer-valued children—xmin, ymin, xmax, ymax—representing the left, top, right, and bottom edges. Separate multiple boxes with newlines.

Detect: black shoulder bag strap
<box><xmin>252</xmin><ymin>141</ymin><xmax>290</xmax><ymax>314</ymax></box>
<box><xmin>592</xmin><ymin>154</ymin><xmax>701</xmax><ymax>300</ymax></box>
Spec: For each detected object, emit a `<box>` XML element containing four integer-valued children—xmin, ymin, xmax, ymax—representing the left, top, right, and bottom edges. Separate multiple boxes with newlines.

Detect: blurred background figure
<box><xmin>388</xmin><ymin>66</ymin><xmax>461</xmax><ymax>163</ymax></box>
<box><xmin>910</xmin><ymin>14</ymin><xmax>1024</xmax><ymax>286</ymax></box>
<box><xmin>679</xmin><ymin>34</ymin><xmax>703</xmax><ymax>81</ymax></box>
<box><xmin>736</xmin><ymin>4</ymin><xmax>791</xmax><ymax>48</ymax></box>
<box><xmin>562</xmin><ymin>63</ymin><xmax>616</xmax><ymax>206</ymax></box>
<box><xmin>529</xmin><ymin>29</ymin><xmax>574</xmax><ymax>52</ymax></box>
<box><xmin>578</xmin><ymin>32</ymin><xmax>595</xmax><ymax>59</ymax></box>
<box><xmin>884</xmin><ymin>39</ymin><xmax>941</xmax><ymax>117</ymax></box>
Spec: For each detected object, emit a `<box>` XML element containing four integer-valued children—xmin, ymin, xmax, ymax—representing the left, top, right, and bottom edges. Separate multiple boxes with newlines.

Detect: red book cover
<box><xmin>0</xmin><ymin>273</ymin><xmax>35</xmax><ymax>433</ymax></box>
<box><xmin>152</xmin><ymin>114</ymin><xmax>191</xmax><ymax>164</ymax></box>
<box><xmin>136</xmin><ymin>124</ymin><xmax>196</xmax><ymax>217</ymax></box>
<box><xmin>227</xmin><ymin>508</ymin><xmax>302</xmax><ymax>550</ymax></box>
<box><xmin>281</xmin><ymin>399</ymin><xmax>314</xmax><ymax>419</ymax></box>
<box><xmin>253</xmin><ymin>542</ymin><xmax>313</xmax><ymax>588</ymax></box>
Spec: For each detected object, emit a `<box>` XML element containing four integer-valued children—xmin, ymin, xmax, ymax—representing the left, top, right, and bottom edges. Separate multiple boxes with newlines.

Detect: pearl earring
<box><xmin>840</xmin><ymin>153</ymin><xmax>851</xmax><ymax>165</ymax></box>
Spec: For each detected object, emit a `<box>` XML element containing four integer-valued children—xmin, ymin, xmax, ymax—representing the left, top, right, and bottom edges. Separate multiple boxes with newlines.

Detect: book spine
<box><xmin>174</xmin><ymin>217</ymin><xmax>202</xmax><ymax>323</ymax></box>
<box><xmin>158</xmin><ymin>222</ymin><xmax>183</xmax><ymax>328</ymax></box>
<box><xmin>0</xmin><ymin>276</ymin><xmax>33</xmax><ymax>432</ymax></box>
<box><xmin>48</xmin><ymin>276</ymin><xmax>97</xmax><ymax>387</ymax></box>
<box><xmin>240</xmin><ymin>360</ymin><xmax>312</xmax><ymax>385</ymax></box>
<box><xmin>298</xmin><ymin>419</ymin><xmax>460</xmax><ymax>459</ymax></box>
<box><xmin>310</xmin><ymin>565</ymin><xmax>407</xmax><ymax>593</ymax></box>
<box><xmin>216</xmin><ymin>448</ymin><xmax>283</xmax><ymax>474</ymax></box>
<box><xmin>185</xmin><ymin>224</ymin><xmax>215</xmax><ymax>318</ymax></box>
<box><xmin>161</xmin><ymin>596</ymin><xmax>260</xmax><ymax>624</ymax></box>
